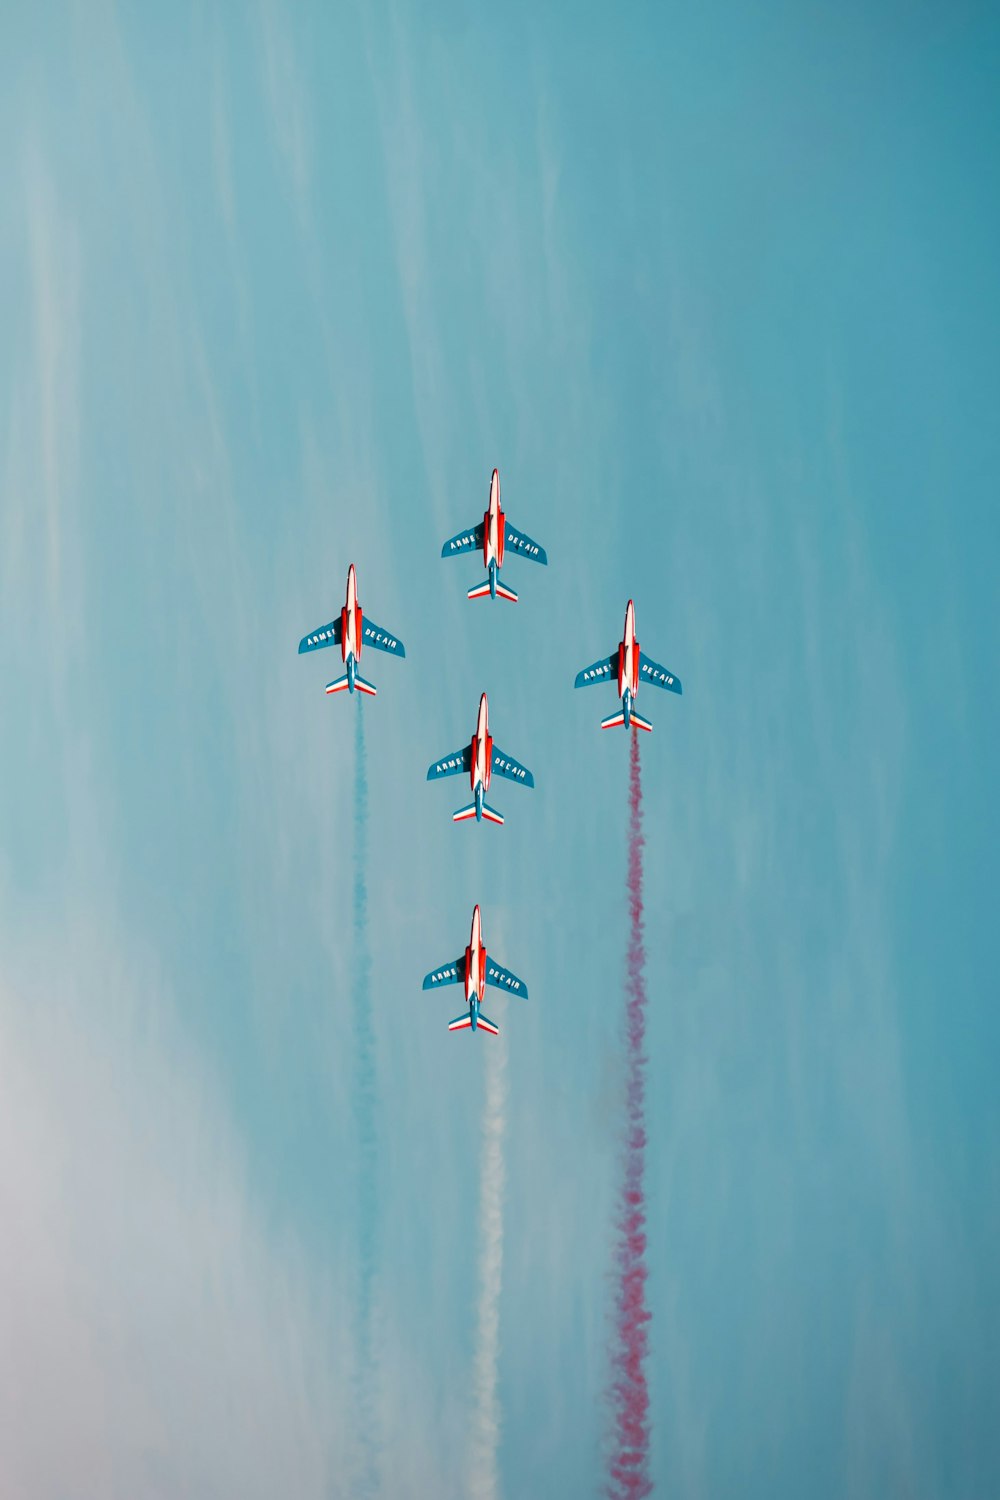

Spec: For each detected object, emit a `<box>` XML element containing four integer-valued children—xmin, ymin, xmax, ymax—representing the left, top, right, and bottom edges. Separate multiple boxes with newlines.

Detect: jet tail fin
<box><xmin>600</xmin><ymin>708</ymin><xmax>652</xmax><ymax>731</ymax></box>
<box><xmin>452</xmin><ymin>802</ymin><xmax>504</xmax><ymax>825</ymax></box>
<box><xmin>325</xmin><ymin>673</ymin><xmax>377</xmax><ymax>697</ymax></box>
<box><xmin>477</xmin><ymin>1013</ymin><xmax>500</xmax><ymax>1036</ymax></box>
<box><xmin>466</xmin><ymin>580</ymin><xmax>518</xmax><ymax>602</ymax></box>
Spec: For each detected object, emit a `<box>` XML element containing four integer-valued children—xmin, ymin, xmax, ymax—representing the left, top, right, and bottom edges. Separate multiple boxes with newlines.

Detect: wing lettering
<box><xmin>298</xmin><ymin>618</ymin><xmax>343</xmax><ymax>654</ymax></box>
<box><xmin>422</xmin><ymin>956</ymin><xmax>467</xmax><ymax>990</ymax></box>
<box><xmin>638</xmin><ymin>651</ymin><xmax>682</xmax><ymax>695</ymax></box>
<box><xmin>361</xmin><ymin>616</ymin><xmax>406</xmax><ymax>658</ymax></box>
<box><xmin>489</xmin><ymin>745</ymin><xmax>534</xmax><ymax>787</ymax></box>
<box><xmin>441</xmin><ymin>523</ymin><xmax>485</xmax><ymax>558</ymax></box>
<box><xmin>504</xmin><ymin>523</ymin><xmax>547</xmax><ymax>566</ymax></box>
<box><xmin>573</xmin><ymin>653</ymin><xmax>616</xmax><ymax>689</ymax></box>
<box><xmin>427</xmin><ymin>746</ymin><xmax>473</xmax><ymax>781</ymax></box>
<box><xmin>485</xmin><ymin>960</ymin><xmax>529</xmax><ymax>998</ymax></box>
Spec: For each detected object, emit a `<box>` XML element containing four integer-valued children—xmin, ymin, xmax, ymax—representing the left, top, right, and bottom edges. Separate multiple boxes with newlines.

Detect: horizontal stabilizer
<box><xmin>467</xmin><ymin>582</ymin><xmax>493</xmax><ymax>600</ymax></box>
<box><xmin>477</xmin><ymin>1014</ymin><xmax>500</xmax><ymax>1036</ymax></box>
<box><xmin>448</xmin><ymin>1013</ymin><xmax>473</xmax><ymax>1031</ymax></box>
<box><xmin>452</xmin><ymin>804</ymin><xmax>479</xmax><ymax>823</ymax></box>
<box><xmin>355</xmin><ymin>675</ymin><xmax>377</xmax><ymax>697</ymax></box>
<box><xmin>575</xmin><ymin>654</ymin><xmax>616</xmax><ymax>689</ymax></box>
<box><xmin>600</xmin><ymin>710</ymin><xmax>625</xmax><ymax>729</ymax></box>
<box><xmin>325</xmin><ymin>674</ymin><xmax>351</xmax><ymax>695</ymax></box>
<box><xmin>299</xmin><ymin>618</ymin><xmax>342</xmax><ymax>654</ymax></box>
<box><xmin>630</xmin><ymin>710</ymin><xmax>653</xmax><ymax>732</ymax></box>
<box><xmin>482</xmin><ymin>803</ymin><xmax>504</xmax><ymax>826</ymax></box>
<box><xmin>495</xmin><ymin>581</ymin><xmax>518</xmax><ymax>603</ymax></box>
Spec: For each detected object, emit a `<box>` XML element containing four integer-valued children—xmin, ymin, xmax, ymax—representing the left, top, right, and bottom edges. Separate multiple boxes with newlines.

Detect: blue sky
<box><xmin>1</xmin><ymin>2</ymin><xmax>997</xmax><ymax>1496</ymax></box>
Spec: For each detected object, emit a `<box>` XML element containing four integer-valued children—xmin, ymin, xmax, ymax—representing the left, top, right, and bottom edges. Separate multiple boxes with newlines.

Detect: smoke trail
<box><xmin>467</xmin><ymin>1023</ymin><xmax>509</xmax><ymax>1500</ymax></box>
<box><xmin>350</xmin><ymin>702</ymin><xmax>381</xmax><ymax>1497</ymax></box>
<box><xmin>606</xmin><ymin>730</ymin><xmax>652</xmax><ymax>1500</ymax></box>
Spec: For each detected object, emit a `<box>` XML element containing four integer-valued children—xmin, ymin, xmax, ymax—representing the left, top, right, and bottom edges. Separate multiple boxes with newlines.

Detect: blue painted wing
<box><xmin>485</xmin><ymin>959</ymin><xmax>528</xmax><ymax>998</ymax></box>
<box><xmin>504</xmin><ymin>523</ymin><xmax>547</xmax><ymax>566</ymax></box>
<box><xmin>490</xmin><ymin>745</ymin><xmax>534</xmax><ymax>788</ymax></box>
<box><xmin>638</xmin><ymin>651</ymin><xmax>682</xmax><ymax>695</ymax></box>
<box><xmin>361</xmin><ymin>616</ymin><xmax>405</xmax><ymax>658</ymax></box>
<box><xmin>423</xmin><ymin>956</ymin><xmax>467</xmax><ymax>990</ymax></box>
<box><xmin>574</xmin><ymin>654</ymin><xmax>616</xmax><ymax>689</ymax></box>
<box><xmin>298</xmin><ymin>617</ymin><xmax>343</xmax><ymax>654</ymax></box>
<box><xmin>427</xmin><ymin>745</ymin><xmax>473</xmax><ymax>781</ymax></box>
<box><xmin>441</xmin><ymin>522</ymin><xmax>485</xmax><ymax>559</ymax></box>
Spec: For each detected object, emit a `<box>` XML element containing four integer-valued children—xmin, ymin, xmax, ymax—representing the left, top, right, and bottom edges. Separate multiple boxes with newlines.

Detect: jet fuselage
<box><xmin>340</xmin><ymin>563</ymin><xmax>364</xmax><ymax>686</ymax></box>
<box><xmin>465</xmin><ymin>903</ymin><xmax>487</xmax><ymax>1026</ymax></box>
<box><xmin>469</xmin><ymin>693</ymin><xmax>494</xmax><ymax>819</ymax></box>
<box><xmin>617</xmin><ymin>599</ymin><xmax>641</xmax><ymax>727</ymax></box>
<box><xmin>483</xmin><ymin>469</ymin><xmax>505</xmax><ymax>577</ymax></box>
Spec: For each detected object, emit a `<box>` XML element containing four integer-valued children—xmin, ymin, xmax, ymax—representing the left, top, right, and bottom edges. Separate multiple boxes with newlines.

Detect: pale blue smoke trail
<box><xmin>468</xmin><ymin>1027</ymin><xmax>508</xmax><ymax>1500</ymax></box>
<box><xmin>350</xmin><ymin>701</ymin><xmax>380</xmax><ymax>1497</ymax></box>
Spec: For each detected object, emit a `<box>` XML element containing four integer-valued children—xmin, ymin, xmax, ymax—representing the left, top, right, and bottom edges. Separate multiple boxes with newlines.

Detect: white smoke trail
<box><xmin>467</xmin><ymin>1025</ymin><xmax>508</xmax><ymax>1500</ymax></box>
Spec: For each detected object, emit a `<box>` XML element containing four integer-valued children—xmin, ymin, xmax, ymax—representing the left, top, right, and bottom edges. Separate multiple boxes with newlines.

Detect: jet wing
<box><xmin>298</xmin><ymin>617</ymin><xmax>343</xmax><ymax>654</ymax></box>
<box><xmin>504</xmin><ymin>523</ymin><xmax>547</xmax><ymax>566</ymax></box>
<box><xmin>490</xmin><ymin>745</ymin><xmax>534</xmax><ymax>787</ymax></box>
<box><xmin>485</xmin><ymin>960</ymin><xmax>528</xmax><ymax>998</ymax></box>
<box><xmin>422</xmin><ymin>956</ymin><xmax>467</xmax><ymax>990</ymax></box>
<box><xmin>361</xmin><ymin>616</ymin><xmax>406</xmax><ymax>658</ymax></box>
<box><xmin>574</xmin><ymin>654</ymin><xmax>616</xmax><ymax>689</ymax></box>
<box><xmin>638</xmin><ymin>651</ymin><xmax>682</xmax><ymax>695</ymax></box>
<box><xmin>426</xmin><ymin>746</ymin><xmax>474</xmax><ymax>781</ymax></box>
<box><xmin>441</xmin><ymin>523</ymin><xmax>485</xmax><ymax>558</ymax></box>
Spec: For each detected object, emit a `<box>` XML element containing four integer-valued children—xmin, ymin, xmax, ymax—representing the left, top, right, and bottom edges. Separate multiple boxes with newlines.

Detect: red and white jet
<box><xmin>422</xmin><ymin>904</ymin><xmax>529</xmax><ymax>1036</ymax></box>
<box><xmin>573</xmin><ymin>598</ymin><xmax>682</xmax><ymax>731</ymax></box>
<box><xmin>426</xmin><ymin>692</ymin><xmax>534</xmax><ymax>826</ymax></box>
<box><xmin>440</xmin><ymin>468</ymin><xmax>547</xmax><ymax>602</ymax></box>
<box><xmin>297</xmin><ymin>563</ymin><xmax>405</xmax><ymax>697</ymax></box>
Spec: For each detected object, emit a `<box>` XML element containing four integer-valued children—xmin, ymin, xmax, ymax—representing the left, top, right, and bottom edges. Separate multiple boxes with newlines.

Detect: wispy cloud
<box><xmin>0</xmin><ymin>913</ymin><xmax>349</xmax><ymax>1500</ymax></box>
<box><xmin>255</xmin><ymin>0</ymin><xmax>312</xmax><ymax>221</ymax></box>
<box><xmin>4</xmin><ymin>143</ymin><xmax>82</xmax><ymax>682</ymax></box>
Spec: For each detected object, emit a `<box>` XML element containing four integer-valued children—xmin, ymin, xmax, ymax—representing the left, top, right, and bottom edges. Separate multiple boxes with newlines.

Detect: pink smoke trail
<box><xmin>607</xmin><ymin>729</ymin><xmax>652</xmax><ymax>1500</ymax></box>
